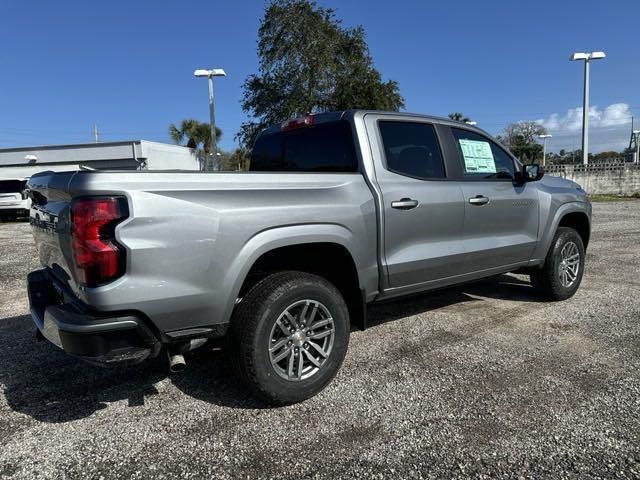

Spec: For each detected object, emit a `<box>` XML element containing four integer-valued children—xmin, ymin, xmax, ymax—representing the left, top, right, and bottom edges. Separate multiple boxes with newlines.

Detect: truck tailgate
<box><xmin>28</xmin><ymin>171</ymin><xmax>79</xmax><ymax>294</ymax></box>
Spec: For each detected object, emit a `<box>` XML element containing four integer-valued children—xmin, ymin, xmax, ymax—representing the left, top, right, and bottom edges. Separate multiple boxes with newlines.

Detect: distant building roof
<box><xmin>0</xmin><ymin>140</ymin><xmax>199</xmax><ymax>177</ymax></box>
<box><xmin>0</xmin><ymin>140</ymin><xmax>193</xmax><ymax>167</ymax></box>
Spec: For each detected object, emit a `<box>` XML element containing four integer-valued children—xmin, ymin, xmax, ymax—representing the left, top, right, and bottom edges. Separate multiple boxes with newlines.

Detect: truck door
<box><xmin>364</xmin><ymin>116</ymin><xmax>467</xmax><ymax>289</ymax></box>
<box><xmin>448</xmin><ymin>126</ymin><xmax>539</xmax><ymax>272</ymax></box>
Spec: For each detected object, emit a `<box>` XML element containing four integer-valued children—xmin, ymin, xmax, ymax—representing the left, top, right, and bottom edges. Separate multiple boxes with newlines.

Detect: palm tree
<box><xmin>448</xmin><ymin>112</ymin><xmax>471</xmax><ymax>123</ymax></box>
<box><xmin>168</xmin><ymin>119</ymin><xmax>222</xmax><ymax>170</ymax></box>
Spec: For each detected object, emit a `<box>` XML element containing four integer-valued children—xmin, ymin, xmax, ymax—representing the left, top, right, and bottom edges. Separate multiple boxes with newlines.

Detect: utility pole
<box><xmin>581</xmin><ymin>59</ymin><xmax>589</xmax><ymax>165</ymax></box>
<box><xmin>570</xmin><ymin>51</ymin><xmax>606</xmax><ymax>166</ymax></box>
<box><xmin>194</xmin><ymin>68</ymin><xmax>226</xmax><ymax>171</ymax></box>
<box><xmin>539</xmin><ymin>134</ymin><xmax>552</xmax><ymax>167</ymax></box>
<box><xmin>93</xmin><ymin>124</ymin><xmax>99</xmax><ymax>143</ymax></box>
<box><xmin>628</xmin><ymin>117</ymin><xmax>639</xmax><ymax>164</ymax></box>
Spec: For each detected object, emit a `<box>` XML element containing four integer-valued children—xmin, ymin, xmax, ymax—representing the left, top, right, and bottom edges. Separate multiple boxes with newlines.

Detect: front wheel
<box><xmin>530</xmin><ymin>227</ymin><xmax>585</xmax><ymax>300</ymax></box>
<box><xmin>228</xmin><ymin>271</ymin><xmax>350</xmax><ymax>405</ymax></box>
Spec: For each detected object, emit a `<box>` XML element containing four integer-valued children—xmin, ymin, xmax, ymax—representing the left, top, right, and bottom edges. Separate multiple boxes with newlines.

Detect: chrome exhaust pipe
<box><xmin>168</xmin><ymin>352</ymin><xmax>186</xmax><ymax>373</ymax></box>
<box><xmin>166</xmin><ymin>338</ymin><xmax>207</xmax><ymax>373</ymax></box>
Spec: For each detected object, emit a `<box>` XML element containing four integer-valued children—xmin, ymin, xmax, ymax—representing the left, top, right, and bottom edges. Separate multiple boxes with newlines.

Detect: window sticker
<box><xmin>458</xmin><ymin>139</ymin><xmax>496</xmax><ymax>173</ymax></box>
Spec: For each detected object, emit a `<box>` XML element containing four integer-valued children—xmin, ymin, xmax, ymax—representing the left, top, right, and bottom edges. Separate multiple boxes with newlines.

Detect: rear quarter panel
<box><xmin>67</xmin><ymin>171</ymin><xmax>378</xmax><ymax>334</ymax></box>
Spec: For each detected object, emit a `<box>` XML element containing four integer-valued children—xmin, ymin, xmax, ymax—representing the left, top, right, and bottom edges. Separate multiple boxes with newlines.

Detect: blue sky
<box><xmin>0</xmin><ymin>0</ymin><xmax>637</xmax><ymax>154</ymax></box>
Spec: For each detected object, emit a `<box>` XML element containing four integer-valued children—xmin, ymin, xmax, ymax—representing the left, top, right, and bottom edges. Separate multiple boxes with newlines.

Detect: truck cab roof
<box><xmin>258</xmin><ymin>110</ymin><xmax>492</xmax><ymax>138</ymax></box>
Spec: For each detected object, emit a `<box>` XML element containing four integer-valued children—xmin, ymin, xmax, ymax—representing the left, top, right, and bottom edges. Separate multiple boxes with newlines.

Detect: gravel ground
<box><xmin>1</xmin><ymin>201</ymin><xmax>639</xmax><ymax>479</ymax></box>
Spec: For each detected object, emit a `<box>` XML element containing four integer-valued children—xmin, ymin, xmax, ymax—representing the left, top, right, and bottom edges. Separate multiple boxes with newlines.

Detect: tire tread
<box><xmin>531</xmin><ymin>227</ymin><xmax>585</xmax><ymax>301</ymax></box>
<box><xmin>228</xmin><ymin>271</ymin><xmax>348</xmax><ymax>405</ymax></box>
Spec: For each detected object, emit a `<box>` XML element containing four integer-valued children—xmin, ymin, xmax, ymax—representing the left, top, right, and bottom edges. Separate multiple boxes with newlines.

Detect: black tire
<box><xmin>530</xmin><ymin>227</ymin><xmax>585</xmax><ymax>300</ymax></box>
<box><xmin>228</xmin><ymin>271</ymin><xmax>350</xmax><ymax>405</ymax></box>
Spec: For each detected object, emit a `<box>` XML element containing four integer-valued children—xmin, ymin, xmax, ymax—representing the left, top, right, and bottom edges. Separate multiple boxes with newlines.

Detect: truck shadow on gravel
<box><xmin>366</xmin><ymin>274</ymin><xmax>544</xmax><ymax>328</ymax></box>
<box><xmin>0</xmin><ymin>318</ymin><xmax>267</xmax><ymax>423</ymax></box>
<box><xmin>2</xmin><ymin>274</ymin><xmax>542</xmax><ymax>423</ymax></box>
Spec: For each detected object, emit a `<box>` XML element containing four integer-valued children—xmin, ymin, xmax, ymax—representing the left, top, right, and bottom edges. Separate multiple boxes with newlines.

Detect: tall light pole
<box><xmin>194</xmin><ymin>68</ymin><xmax>226</xmax><ymax>171</ymax></box>
<box><xmin>634</xmin><ymin>130</ymin><xmax>640</xmax><ymax>164</ymax></box>
<box><xmin>539</xmin><ymin>134</ymin><xmax>552</xmax><ymax>166</ymax></box>
<box><xmin>570</xmin><ymin>51</ymin><xmax>605</xmax><ymax>166</ymax></box>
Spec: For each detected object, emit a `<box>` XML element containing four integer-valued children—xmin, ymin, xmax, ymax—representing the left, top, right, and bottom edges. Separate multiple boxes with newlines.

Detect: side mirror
<box><xmin>522</xmin><ymin>163</ymin><xmax>544</xmax><ymax>182</ymax></box>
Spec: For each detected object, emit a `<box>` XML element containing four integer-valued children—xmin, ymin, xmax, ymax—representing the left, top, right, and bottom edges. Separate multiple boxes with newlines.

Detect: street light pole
<box><xmin>539</xmin><ymin>134</ymin><xmax>552</xmax><ymax>167</ymax></box>
<box><xmin>570</xmin><ymin>51</ymin><xmax>605</xmax><ymax>166</ymax></box>
<box><xmin>581</xmin><ymin>58</ymin><xmax>589</xmax><ymax>166</ymax></box>
<box><xmin>207</xmin><ymin>75</ymin><xmax>216</xmax><ymax>170</ymax></box>
<box><xmin>194</xmin><ymin>68</ymin><xmax>226</xmax><ymax>171</ymax></box>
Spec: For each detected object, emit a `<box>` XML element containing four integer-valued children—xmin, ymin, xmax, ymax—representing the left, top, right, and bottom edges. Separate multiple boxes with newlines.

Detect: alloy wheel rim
<box><xmin>268</xmin><ymin>299</ymin><xmax>335</xmax><ymax>381</ymax></box>
<box><xmin>559</xmin><ymin>241</ymin><xmax>580</xmax><ymax>288</ymax></box>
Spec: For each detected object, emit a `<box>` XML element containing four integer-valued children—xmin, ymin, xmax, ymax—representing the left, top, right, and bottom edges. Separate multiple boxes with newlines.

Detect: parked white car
<box><xmin>0</xmin><ymin>178</ymin><xmax>30</xmax><ymax>219</ymax></box>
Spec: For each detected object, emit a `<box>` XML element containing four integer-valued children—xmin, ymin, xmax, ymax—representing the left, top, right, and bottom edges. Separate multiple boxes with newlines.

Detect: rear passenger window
<box><xmin>378</xmin><ymin>121</ymin><xmax>446</xmax><ymax>179</ymax></box>
<box><xmin>251</xmin><ymin>132</ymin><xmax>282</xmax><ymax>171</ymax></box>
<box><xmin>451</xmin><ymin>128</ymin><xmax>515</xmax><ymax>180</ymax></box>
<box><xmin>250</xmin><ymin>121</ymin><xmax>357</xmax><ymax>172</ymax></box>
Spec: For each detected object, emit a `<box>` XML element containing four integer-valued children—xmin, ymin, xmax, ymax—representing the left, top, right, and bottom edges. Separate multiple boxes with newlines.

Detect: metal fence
<box><xmin>543</xmin><ymin>161</ymin><xmax>640</xmax><ymax>195</ymax></box>
<box><xmin>545</xmin><ymin>162</ymin><xmax>640</xmax><ymax>176</ymax></box>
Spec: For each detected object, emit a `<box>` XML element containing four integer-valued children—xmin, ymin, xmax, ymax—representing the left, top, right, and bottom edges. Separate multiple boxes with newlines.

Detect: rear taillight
<box><xmin>71</xmin><ymin>196</ymin><xmax>128</xmax><ymax>286</ymax></box>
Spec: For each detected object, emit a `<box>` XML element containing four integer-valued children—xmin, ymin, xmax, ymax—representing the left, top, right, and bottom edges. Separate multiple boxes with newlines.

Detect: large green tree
<box><xmin>218</xmin><ymin>148</ymin><xmax>251</xmax><ymax>171</ymax></box>
<box><xmin>496</xmin><ymin>121</ymin><xmax>548</xmax><ymax>164</ymax></box>
<box><xmin>238</xmin><ymin>0</ymin><xmax>404</xmax><ymax>148</ymax></box>
<box><xmin>168</xmin><ymin>119</ymin><xmax>222</xmax><ymax>170</ymax></box>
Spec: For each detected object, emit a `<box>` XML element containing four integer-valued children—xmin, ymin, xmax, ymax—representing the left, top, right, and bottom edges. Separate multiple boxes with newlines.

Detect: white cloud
<box><xmin>536</xmin><ymin>103</ymin><xmax>632</xmax><ymax>133</ymax></box>
<box><xmin>535</xmin><ymin>103</ymin><xmax>633</xmax><ymax>153</ymax></box>
<box><xmin>599</xmin><ymin>103</ymin><xmax>633</xmax><ymax>127</ymax></box>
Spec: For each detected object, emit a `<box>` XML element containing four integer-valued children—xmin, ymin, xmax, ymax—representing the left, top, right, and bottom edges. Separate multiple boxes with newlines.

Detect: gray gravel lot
<box><xmin>1</xmin><ymin>201</ymin><xmax>639</xmax><ymax>479</ymax></box>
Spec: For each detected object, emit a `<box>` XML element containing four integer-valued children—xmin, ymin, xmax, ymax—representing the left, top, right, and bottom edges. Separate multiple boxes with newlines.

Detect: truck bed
<box><xmin>28</xmin><ymin>169</ymin><xmax>378</xmax><ymax>334</ymax></box>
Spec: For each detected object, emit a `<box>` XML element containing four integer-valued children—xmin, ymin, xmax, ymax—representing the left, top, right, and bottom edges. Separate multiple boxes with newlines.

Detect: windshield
<box><xmin>0</xmin><ymin>180</ymin><xmax>27</xmax><ymax>194</ymax></box>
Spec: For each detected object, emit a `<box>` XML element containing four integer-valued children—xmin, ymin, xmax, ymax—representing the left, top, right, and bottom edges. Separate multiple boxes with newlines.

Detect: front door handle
<box><xmin>391</xmin><ymin>198</ymin><xmax>419</xmax><ymax>210</ymax></box>
<box><xmin>469</xmin><ymin>195</ymin><xmax>490</xmax><ymax>206</ymax></box>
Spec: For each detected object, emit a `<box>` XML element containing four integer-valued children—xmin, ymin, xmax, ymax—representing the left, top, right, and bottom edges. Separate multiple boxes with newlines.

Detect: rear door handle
<box><xmin>468</xmin><ymin>195</ymin><xmax>490</xmax><ymax>206</ymax></box>
<box><xmin>391</xmin><ymin>198</ymin><xmax>419</xmax><ymax>210</ymax></box>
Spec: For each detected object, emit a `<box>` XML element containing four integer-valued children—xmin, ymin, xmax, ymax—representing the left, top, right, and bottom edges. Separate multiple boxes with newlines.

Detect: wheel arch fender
<box><xmin>533</xmin><ymin>201</ymin><xmax>591</xmax><ymax>263</ymax></box>
<box><xmin>220</xmin><ymin>223</ymin><xmax>367</xmax><ymax>325</ymax></box>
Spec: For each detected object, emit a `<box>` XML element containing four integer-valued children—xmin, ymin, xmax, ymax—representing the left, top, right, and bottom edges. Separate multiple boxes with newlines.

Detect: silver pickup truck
<box><xmin>26</xmin><ymin>110</ymin><xmax>591</xmax><ymax>404</ymax></box>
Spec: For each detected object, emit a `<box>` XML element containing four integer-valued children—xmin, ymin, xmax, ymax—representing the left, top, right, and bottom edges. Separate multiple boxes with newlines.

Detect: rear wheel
<box><xmin>228</xmin><ymin>271</ymin><xmax>350</xmax><ymax>405</ymax></box>
<box><xmin>530</xmin><ymin>227</ymin><xmax>585</xmax><ymax>300</ymax></box>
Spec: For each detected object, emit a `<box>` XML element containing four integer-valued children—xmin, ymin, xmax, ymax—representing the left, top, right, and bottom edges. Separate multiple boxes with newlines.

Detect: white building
<box><xmin>0</xmin><ymin>140</ymin><xmax>199</xmax><ymax>179</ymax></box>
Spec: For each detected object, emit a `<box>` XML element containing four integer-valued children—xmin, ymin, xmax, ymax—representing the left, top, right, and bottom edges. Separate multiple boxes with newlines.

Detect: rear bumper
<box><xmin>27</xmin><ymin>269</ymin><xmax>161</xmax><ymax>366</ymax></box>
<box><xmin>0</xmin><ymin>207</ymin><xmax>29</xmax><ymax>216</ymax></box>
<box><xmin>0</xmin><ymin>199</ymin><xmax>30</xmax><ymax>214</ymax></box>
